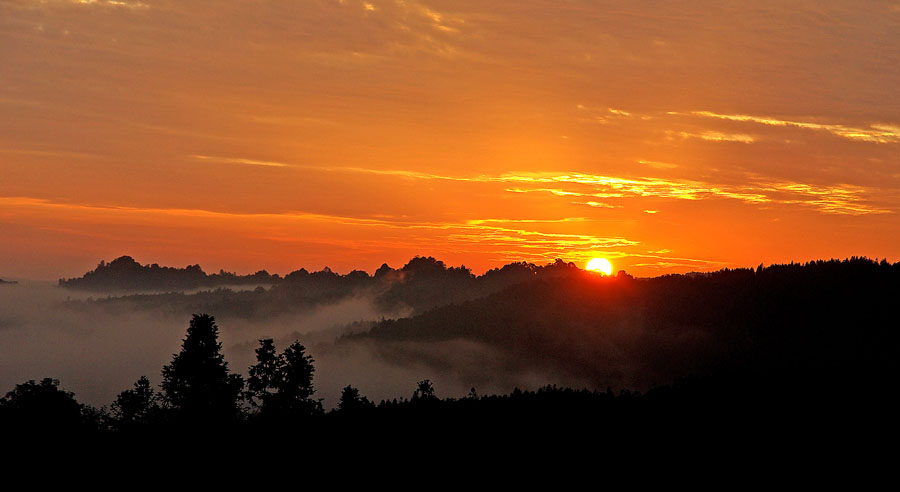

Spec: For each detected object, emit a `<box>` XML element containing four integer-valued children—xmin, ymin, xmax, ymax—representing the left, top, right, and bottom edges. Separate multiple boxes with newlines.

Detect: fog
<box><xmin>0</xmin><ymin>281</ymin><xmax>587</xmax><ymax>409</ymax></box>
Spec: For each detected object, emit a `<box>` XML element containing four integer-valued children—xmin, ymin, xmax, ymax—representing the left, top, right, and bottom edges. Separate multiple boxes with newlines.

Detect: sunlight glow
<box><xmin>586</xmin><ymin>257</ymin><xmax>613</xmax><ymax>275</ymax></box>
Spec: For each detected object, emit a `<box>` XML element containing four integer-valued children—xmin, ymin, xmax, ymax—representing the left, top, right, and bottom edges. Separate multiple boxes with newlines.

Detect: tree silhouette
<box><xmin>246</xmin><ymin>338</ymin><xmax>321</xmax><ymax>419</ymax></box>
<box><xmin>246</xmin><ymin>338</ymin><xmax>284</xmax><ymax>412</ymax></box>
<box><xmin>338</xmin><ymin>385</ymin><xmax>374</xmax><ymax>413</ymax></box>
<box><xmin>280</xmin><ymin>341</ymin><xmax>317</xmax><ymax>403</ymax></box>
<box><xmin>160</xmin><ymin>314</ymin><xmax>243</xmax><ymax>422</ymax></box>
<box><xmin>111</xmin><ymin>375</ymin><xmax>159</xmax><ymax>428</ymax></box>
<box><xmin>0</xmin><ymin>378</ymin><xmax>88</xmax><ymax>431</ymax></box>
<box><xmin>412</xmin><ymin>379</ymin><xmax>436</xmax><ymax>400</ymax></box>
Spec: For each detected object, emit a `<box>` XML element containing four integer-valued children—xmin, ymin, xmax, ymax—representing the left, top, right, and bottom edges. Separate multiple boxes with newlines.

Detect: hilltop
<box><xmin>58</xmin><ymin>256</ymin><xmax>281</xmax><ymax>292</ymax></box>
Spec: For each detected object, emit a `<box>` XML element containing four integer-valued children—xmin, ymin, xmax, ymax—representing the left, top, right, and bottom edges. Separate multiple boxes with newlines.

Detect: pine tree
<box><xmin>246</xmin><ymin>338</ymin><xmax>284</xmax><ymax>412</ymax></box>
<box><xmin>160</xmin><ymin>314</ymin><xmax>243</xmax><ymax>422</ymax></box>
<box><xmin>246</xmin><ymin>339</ymin><xmax>321</xmax><ymax>419</ymax></box>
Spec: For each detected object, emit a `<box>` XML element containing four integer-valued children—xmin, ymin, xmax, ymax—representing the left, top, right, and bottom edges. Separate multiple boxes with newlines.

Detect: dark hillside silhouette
<box><xmin>0</xmin><ymin>277</ymin><xmax>16</xmax><ymax>284</ymax></box>
<box><xmin>351</xmin><ymin>257</ymin><xmax>900</xmax><ymax>393</ymax></box>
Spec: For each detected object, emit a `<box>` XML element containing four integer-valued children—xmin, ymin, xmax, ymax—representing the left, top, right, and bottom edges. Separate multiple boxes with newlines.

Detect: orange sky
<box><xmin>2</xmin><ymin>0</ymin><xmax>899</xmax><ymax>279</ymax></box>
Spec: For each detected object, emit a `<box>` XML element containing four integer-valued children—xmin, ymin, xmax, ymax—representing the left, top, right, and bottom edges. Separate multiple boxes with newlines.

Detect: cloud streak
<box><xmin>684</xmin><ymin>111</ymin><xmax>900</xmax><ymax>144</ymax></box>
<box><xmin>186</xmin><ymin>154</ymin><xmax>893</xmax><ymax>215</ymax></box>
<box><xmin>0</xmin><ymin>195</ymin><xmax>643</xmax><ymax>268</ymax></box>
<box><xmin>494</xmin><ymin>172</ymin><xmax>890</xmax><ymax>215</ymax></box>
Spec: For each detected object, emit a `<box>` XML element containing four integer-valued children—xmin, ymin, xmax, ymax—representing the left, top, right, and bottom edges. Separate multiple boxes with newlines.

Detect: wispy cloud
<box><xmin>576</xmin><ymin>106</ymin><xmax>900</xmax><ymax>144</ymax></box>
<box><xmin>495</xmin><ymin>172</ymin><xmax>890</xmax><ymax>215</ymax></box>
<box><xmin>672</xmin><ymin>130</ymin><xmax>755</xmax><ymax>143</ymax></box>
<box><xmin>0</xmin><ymin>196</ymin><xmax>642</xmax><ymax>268</ymax></box>
<box><xmin>681</xmin><ymin>111</ymin><xmax>900</xmax><ymax>144</ymax></box>
<box><xmin>0</xmin><ymin>148</ymin><xmax>100</xmax><ymax>159</ymax></box>
<box><xmin>638</xmin><ymin>160</ymin><xmax>678</xmax><ymax>170</ymax></box>
<box><xmin>576</xmin><ymin>105</ymin><xmax>648</xmax><ymax>124</ymax></box>
<box><xmin>69</xmin><ymin>0</ymin><xmax>149</xmax><ymax>10</ymax></box>
<box><xmin>188</xmin><ymin>155</ymin><xmax>892</xmax><ymax>216</ymax></box>
<box><xmin>581</xmin><ymin>201</ymin><xmax>619</xmax><ymax>209</ymax></box>
<box><xmin>191</xmin><ymin>155</ymin><xmax>295</xmax><ymax>168</ymax></box>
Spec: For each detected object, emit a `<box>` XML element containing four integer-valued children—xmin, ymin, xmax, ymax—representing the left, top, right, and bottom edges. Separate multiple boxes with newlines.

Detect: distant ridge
<box><xmin>58</xmin><ymin>256</ymin><xmax>280</xmax><ymax>292</ymax></box>
<box><xmin>59</xmin><ymin>255</ymin><xmax>587</xmax><ymax>314</ymax></box>
<box><xmin>0</xmin><ymin>278</ymin><xmax>16</xmax><ymax>285</ymax></box>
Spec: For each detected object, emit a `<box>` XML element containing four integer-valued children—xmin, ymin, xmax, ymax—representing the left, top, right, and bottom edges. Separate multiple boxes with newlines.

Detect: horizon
<box><xmin>4</xmin><ymin>252</ymin><xmax>894</xmax><ymax>283</ymax></box>
<box><xmin>3</xmin><ymin>1</ymin><xmax>899</xmax><ymax>279</ymax></box>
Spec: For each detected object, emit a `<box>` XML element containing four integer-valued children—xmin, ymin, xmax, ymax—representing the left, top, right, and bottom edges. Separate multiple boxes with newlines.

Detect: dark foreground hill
<box><xmin>350</xmin><ymin>257</ymin><xmax>900</xmax><ymax>392</ymax></box>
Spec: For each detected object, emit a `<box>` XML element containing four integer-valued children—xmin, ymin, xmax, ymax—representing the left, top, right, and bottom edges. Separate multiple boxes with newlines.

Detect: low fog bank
<box><xmin>226</xmin><ymin>337</ymin><xmax>592</xmax><ymax>410</ymax></box>
<box><xmin>0</xmin><ymin>281</ymin><xmax>185</xmax><ymax>406</ymax></box>
<box><xmin>1</xmin><ymin>281</ymin><xmax>584</xmax><ymax>409</ymax></box>
<box><xmin>63</xmin><ymin>283</ymin><xmax>278</xmax><ymax>297</ymax></box>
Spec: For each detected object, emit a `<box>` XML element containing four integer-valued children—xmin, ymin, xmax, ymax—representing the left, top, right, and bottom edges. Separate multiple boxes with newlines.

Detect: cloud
<box><xmin>492</xmin><ymin>172</ymin><xmax>890</xmax><ymax>215</ymax></box>
<box><xmin>191</xmin><ymin>155</ymin><xmax>295</xmax><ymax>168</ymax></box>
<box><xmin>187</xmin><ymin>156</ymin><xmax>894</xmax><ymax>216</ymax></box>
<box><xmin>673</xmin><ymin>130</ymin><xmax>756</xmax><ymax>143</ymax></box>
<box><xmin>0</xmin><ymin>195</ymin><xmax>643</xmax><ymax>268</ymax></box>
<box><xmin>0</xmin><ymin>148</ymin><xmax>101</xmax><ymax>160</ymax></box>
<box><xmin>682</xmin><ymin>111</ymin><xmax>900</xmax><ymax>144</ymax></box>
<box><xmin>638</xmin><ymin>160</ymin><xmax>678</xmax><ymax>170</ymax></box>
<box><xmin>582</xmin><ymin>201</ymin><xmax>618</xmax><ymax>209</ymax></box>
<box><xmin>69</xmin><ymin>0</ymin><xmax>149</xmax><ymax>9</ymax></box>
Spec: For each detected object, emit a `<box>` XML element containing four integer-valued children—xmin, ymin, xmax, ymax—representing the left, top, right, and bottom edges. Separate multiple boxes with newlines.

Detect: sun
<box><xmin>586</xmin><ymin>257</ymin><xmax>613</xmax><ymax>275</ymax></box>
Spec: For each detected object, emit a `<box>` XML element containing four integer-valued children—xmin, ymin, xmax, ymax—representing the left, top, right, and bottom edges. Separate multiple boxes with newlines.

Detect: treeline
<box><xmin>0</xmin><ymin>314</ymin><xmax>312</xmax><ymax>433</ymax></box>
<box><xmin>0</xmin><ymin>313</ymin><xmax>680</xmax><ymax>436</ymax></box>
<box><xmin>3</xmin><ymin>306</ymin><xmax>891</xmax><ymax>441</ymax></box>
<box><xmin>62</xmin><ymin>256</ymin><xmax>585</xmax><ymax>317</ymax></box>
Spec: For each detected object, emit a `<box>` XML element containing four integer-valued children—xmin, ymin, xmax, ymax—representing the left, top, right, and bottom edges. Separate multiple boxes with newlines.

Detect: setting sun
<box><xmin>586</xmin><ymin>258</ymin><xmax>613</xmax><ymax>275</ymax></box>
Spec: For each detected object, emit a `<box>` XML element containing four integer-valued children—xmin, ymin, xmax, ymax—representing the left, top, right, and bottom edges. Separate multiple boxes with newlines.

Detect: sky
<box><xmin>2</xmin><ymin>0</ymin><xmax>899</xmax><ymax>279</ymax></box>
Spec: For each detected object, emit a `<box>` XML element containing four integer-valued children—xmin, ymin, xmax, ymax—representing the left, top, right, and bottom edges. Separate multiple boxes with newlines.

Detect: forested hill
<box><xmin>58</xmin><ymin>256</ymin><xmax>281</xmax><ymax>291</ymax></box>
<box><xmin>350</xmin><ymin>258</ymin><xmax>900</xmax><ymax>391</ymax></box>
